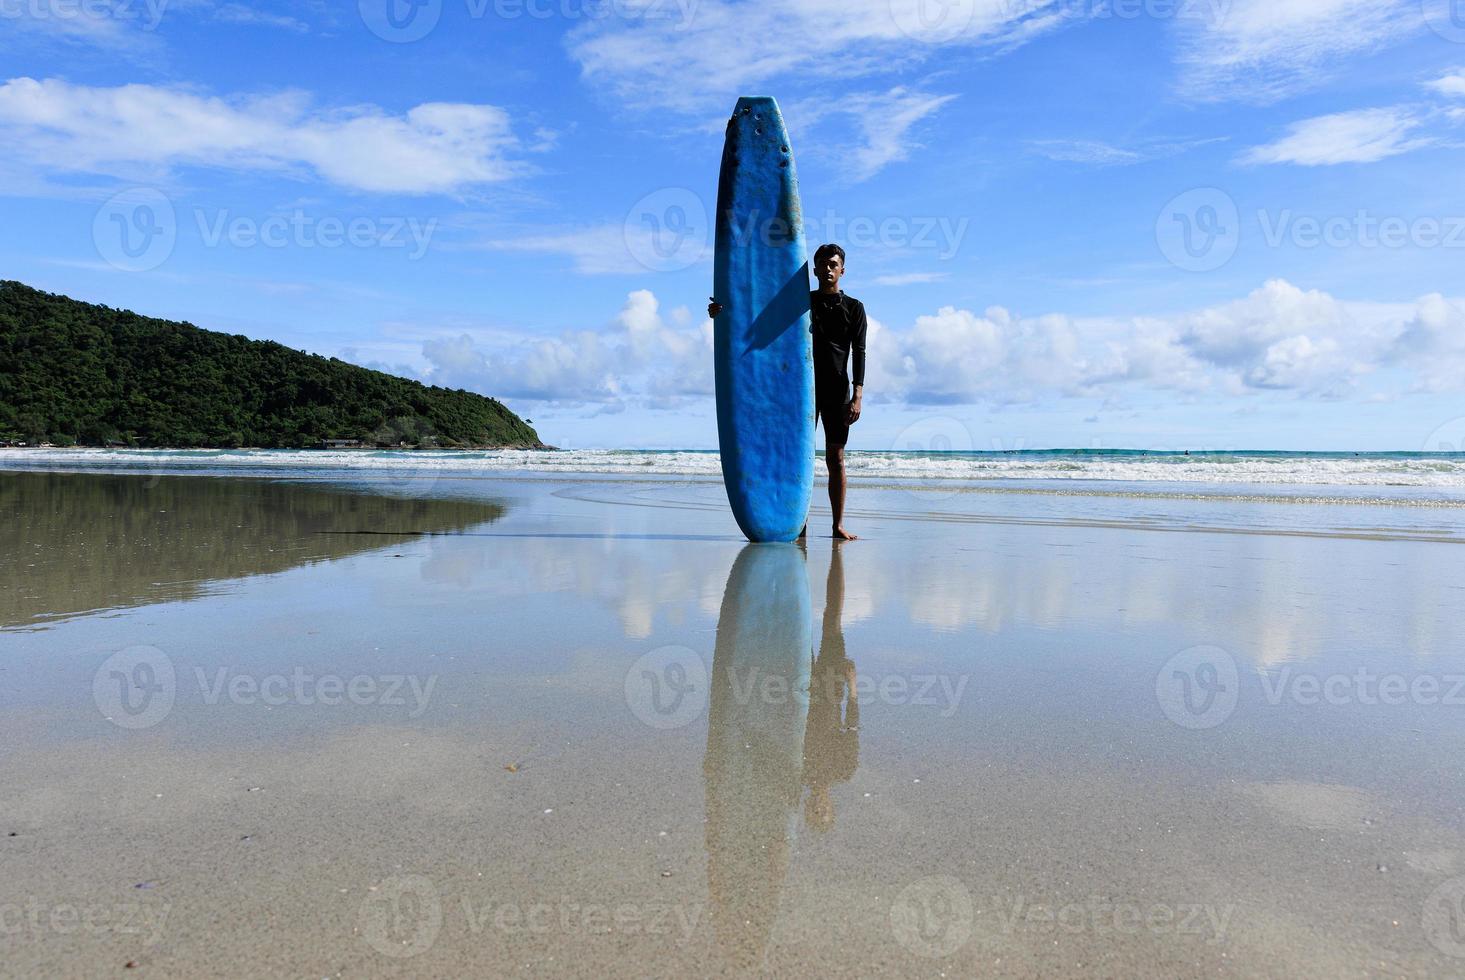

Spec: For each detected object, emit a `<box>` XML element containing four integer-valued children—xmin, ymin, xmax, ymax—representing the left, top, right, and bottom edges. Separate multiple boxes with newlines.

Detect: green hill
<box><xmin>0</xmin><ymin>281</ymin><xmax>549</xmax><ymax>449</ymax></box>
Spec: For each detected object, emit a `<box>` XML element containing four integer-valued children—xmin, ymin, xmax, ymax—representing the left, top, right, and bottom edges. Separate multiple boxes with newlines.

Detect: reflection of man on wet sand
<box><xmin>802</xmin><ymin>544</ymin><xmax>859</xmax><ymax>832</ymax></box>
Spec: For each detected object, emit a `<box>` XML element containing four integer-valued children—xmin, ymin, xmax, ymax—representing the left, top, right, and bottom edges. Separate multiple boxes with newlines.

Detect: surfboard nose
<box><xmin>733</xmin><ymin>96</ymin><xmax>779</xmax><ymax>114</ymax></box>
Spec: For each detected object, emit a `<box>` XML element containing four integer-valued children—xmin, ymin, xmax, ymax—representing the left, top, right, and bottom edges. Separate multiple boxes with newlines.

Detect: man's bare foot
<box><xmin>833</xmin><ymin>526</ymin><xmax>858</xmax><ymax>540</ymax></box>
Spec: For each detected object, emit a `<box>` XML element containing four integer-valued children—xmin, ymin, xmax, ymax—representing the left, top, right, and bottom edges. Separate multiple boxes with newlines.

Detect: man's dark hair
<box><xmin>814</xmin><ymin>242</ymin><xmax>846</xmax><ymax>267</ymax></box>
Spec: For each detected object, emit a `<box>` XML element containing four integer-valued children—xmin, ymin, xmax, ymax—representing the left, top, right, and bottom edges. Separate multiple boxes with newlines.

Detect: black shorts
<box><xmin>815</xmin><ymin>377</ymin><xmax>850</xmax><ymax>447</ymax></box>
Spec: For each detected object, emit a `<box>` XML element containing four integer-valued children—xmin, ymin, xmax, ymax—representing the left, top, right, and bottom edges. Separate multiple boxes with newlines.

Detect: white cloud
<box><xmin>1028</xmin><ymin>136</ymin><xmax>1226</xmax><ymax>165</ymax></box>
<box><xmin>837</xmin><ymin>88</ymin><xmax>958</xmax><ymax>182</ymax></box>
<box><xmin>876</xmin><ymin>279</ymin><xmax>1434</xmax><ymax>405</ymax></box>
<box><xmin>477</xmin><ymin>223</ymin><xmax>710</xmax><ymax>275</ymax></box>
<box><xmin>1426</xmin><ymin>70</ymin><xmax>1465</xmax><ymax>99</ymax></box>
<box><xmin>564</xmin><ymin>0</ymin><xmax>1065</xmax><ymax>113</ymax></box>
<box><xmin>418</xmin><ymin>290</ymin><xmax>713</xmax><ymax>405</ymax></box>
<box><xmin>478</xmin><ymin>225</ymin><xmax>642</xmax><ymax>276</ymax></box>
<box><xmin>214</xmin><ymin>3</ymin><xmax>309</xmax><ymax>32</ymax></box>
<box><xmin>1174</xmin><ymin>0</ymin><xmax>1419</xmax><ymax>102</ymax></box>
<box><xmin>403</xmin><ymin>281</ymin><xmax>1465</xmax><ymax>411</ymax></box>
<box><xmin>787</xmin><ymin>87</ymin><xmax>959</xmax><ymax>182</ymax></box>
<box><xmin>872</xmin><ymin>272</ymin><xmax>949</xmax><ymax>286</ymax></box>
<box><xmin>1391</xmin><ymin>293</ymin><xmax>1465</xmax><ymax>392</ymax></box>
<box><xmin>0</xmin><ymin>77</ymin><xmax>526</xmax><ymax>194</ymax></box>
<box><xmin>1170</xmin><ymin>280</ymin><xmax>1381</xmax><ymax>393</ymax></box>
<box><xmin>1239</xmin><ymin>107</ymin><xmax>1431</xmax><ymax>165</ymax></box>
<box><xmin>1029</xmin><ymin>139</ymin><xmax>1145</xmax><ymax>165</ymax></box>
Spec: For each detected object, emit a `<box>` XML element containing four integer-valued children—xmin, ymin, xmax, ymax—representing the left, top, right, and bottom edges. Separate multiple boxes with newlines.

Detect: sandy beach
<box><xmin>4</xmin><ymin>464</ymin><xmax>1465</xmax><ymax>977</ymax></box>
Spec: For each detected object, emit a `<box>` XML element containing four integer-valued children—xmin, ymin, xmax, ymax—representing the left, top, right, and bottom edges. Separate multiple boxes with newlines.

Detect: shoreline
<box><xmin>5</xmin><ymin>451</ymin><xmax>1465</xmax><ymax>511</ymax></box>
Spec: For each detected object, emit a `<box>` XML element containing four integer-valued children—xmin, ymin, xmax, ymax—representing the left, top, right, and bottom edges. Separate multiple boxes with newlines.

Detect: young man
<box><xmin>806</xmin><ymin>243</ymin><xmax>864</xmax><ymax>540</ymax></box>
<box><xmin>708</xmin><ymin>242</ymin><xmax>866</xmax><ymax>540</ymax></box>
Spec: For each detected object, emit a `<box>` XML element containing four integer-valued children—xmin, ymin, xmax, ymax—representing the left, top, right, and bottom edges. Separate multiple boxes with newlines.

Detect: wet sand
<box><xmin>4</xmin><ymin>470</ymin><xmax>1465</xmax><ymax>976</ymax></box>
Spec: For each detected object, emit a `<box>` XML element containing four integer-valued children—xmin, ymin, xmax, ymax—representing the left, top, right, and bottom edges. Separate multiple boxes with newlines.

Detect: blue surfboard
<box><xmin>714</xmin><ymin>96</ymin><xmax>815</xmax><ymax>543</ymax></box>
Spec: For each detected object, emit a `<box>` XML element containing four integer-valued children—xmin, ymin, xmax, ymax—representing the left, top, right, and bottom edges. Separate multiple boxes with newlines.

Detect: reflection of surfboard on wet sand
<box><xmin>713</xmin><ymin>96</ymin><xmax>815</xmax><ymax>543</ymax></box>
<box><xmin>703</xmin><ymin>543</ymin><xmax>811</xmax><ymax>960</ymax></box>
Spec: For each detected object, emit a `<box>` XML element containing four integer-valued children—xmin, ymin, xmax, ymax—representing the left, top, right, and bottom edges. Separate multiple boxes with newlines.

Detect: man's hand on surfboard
<box><xmin>707</xmin><ymin>298</ymin><xmax>723</xmax><ymax>318</ymax></box>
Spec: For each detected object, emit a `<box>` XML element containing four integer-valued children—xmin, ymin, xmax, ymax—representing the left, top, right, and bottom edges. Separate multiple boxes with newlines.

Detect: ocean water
<box><xmin>5</xmin><ymin>447</ymin><xmax>1465</xmax><ymax>507</ymax></box>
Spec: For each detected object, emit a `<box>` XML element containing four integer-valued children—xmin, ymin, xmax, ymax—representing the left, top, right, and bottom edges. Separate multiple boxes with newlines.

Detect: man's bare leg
<box><xmin>828</xmin><ymin>445</ymin><xmax>857</xmax><ymax>540</ymax></box>
<box><xmin>801</xmin><ymin>406</ymin><xmax>817</xmax><ymax>539</ymax></box>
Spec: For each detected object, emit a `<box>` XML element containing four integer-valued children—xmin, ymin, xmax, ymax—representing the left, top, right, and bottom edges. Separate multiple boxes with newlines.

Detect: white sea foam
<box><xmin>6</xmin><ymin>447</ymin><xmax>1465</xmax><ymax>492</ymax></box>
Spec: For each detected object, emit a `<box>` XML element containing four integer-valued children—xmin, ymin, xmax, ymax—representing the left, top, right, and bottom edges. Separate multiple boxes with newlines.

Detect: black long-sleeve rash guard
<box><xmin>809</xmin><ymin>289</ymin><xmax>867</xmax><ymax>389</ymax></box>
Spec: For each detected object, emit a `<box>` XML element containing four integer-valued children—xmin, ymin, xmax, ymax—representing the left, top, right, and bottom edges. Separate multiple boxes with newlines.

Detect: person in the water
<box><xmin>708</xmin><ymin>242</ymin><xmax>867</xmax><ymax>540</ymax></box>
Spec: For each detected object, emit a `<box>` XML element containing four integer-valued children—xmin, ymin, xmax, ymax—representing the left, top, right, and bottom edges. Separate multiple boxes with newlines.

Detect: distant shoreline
<box><xmin>0</xmin><ymin>443</ymin><xmax>560</xmax><ymax>452</ymax></box>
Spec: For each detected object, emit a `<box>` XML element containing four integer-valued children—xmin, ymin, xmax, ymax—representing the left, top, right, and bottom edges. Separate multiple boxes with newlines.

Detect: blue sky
<box><xmin>3</xmin><ymin>0</ymin><xmax>1465</xmax><ymax>450</ymax></box>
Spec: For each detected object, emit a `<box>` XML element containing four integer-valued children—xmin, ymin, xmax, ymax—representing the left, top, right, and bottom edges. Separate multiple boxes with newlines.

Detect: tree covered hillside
<box><xmin>0</xmin><ymin>281</ymin><xmax>548</xmax><ymax>449</ymax></box>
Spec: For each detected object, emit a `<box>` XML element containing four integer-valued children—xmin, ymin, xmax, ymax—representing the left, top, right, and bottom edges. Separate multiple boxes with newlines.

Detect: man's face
<box><xmin>815</xmin><ymin>251</ymin><xmax>844</xmax><ymax>288</ymax></box>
